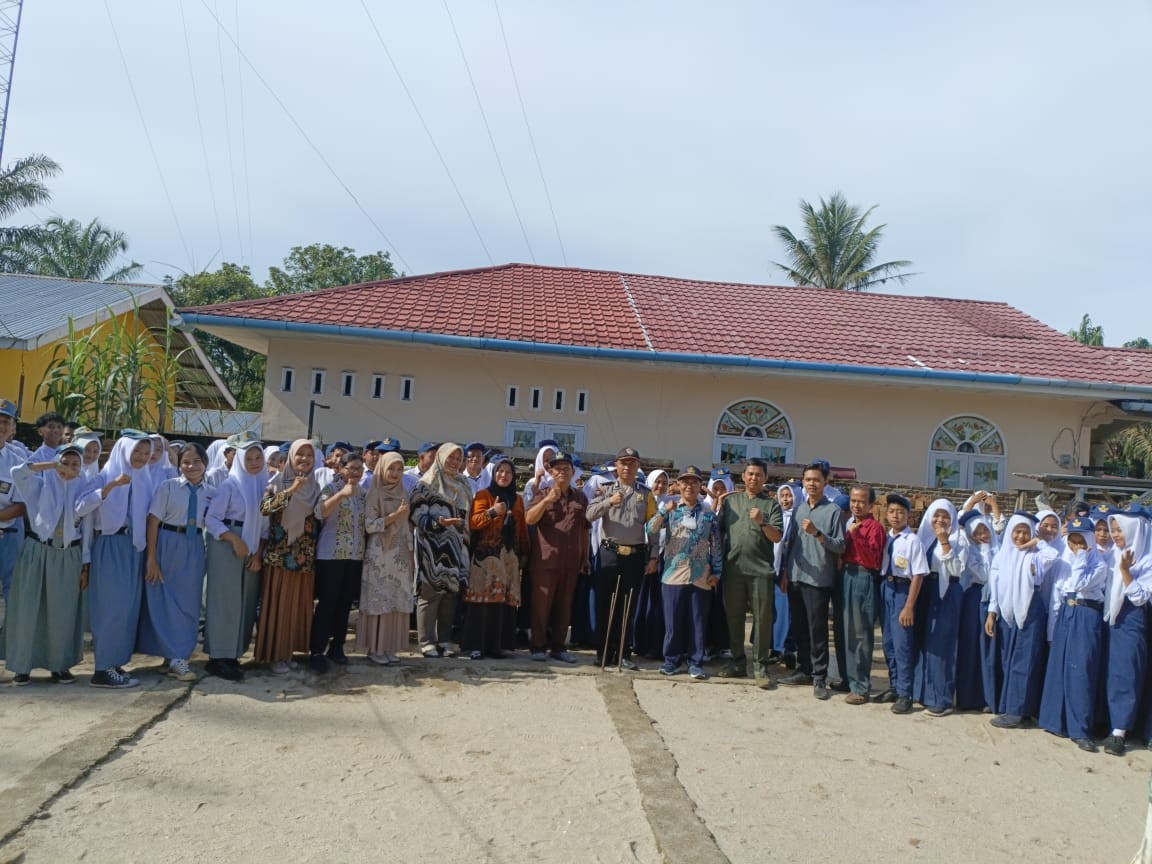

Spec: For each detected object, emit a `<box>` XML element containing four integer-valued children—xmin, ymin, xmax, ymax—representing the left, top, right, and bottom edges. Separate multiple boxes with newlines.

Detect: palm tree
<box><xmin>1068</xmin><ymin>313</ymin><xmax>1105</xmax><ymax>346</ymax></box>
<box><xmin>16</xmin><ymin>216</ymin><xmax>142</xmax><ymax>282</ymax></box>
<box><xmin>771</xmin><ymin>192</ymin><xmax>914</xmax><ymax>291</ymax></box>
<box><xmin>0</xmin><ymin>153</ymin><xmax>61</xmax><ymax>272</ymax></box>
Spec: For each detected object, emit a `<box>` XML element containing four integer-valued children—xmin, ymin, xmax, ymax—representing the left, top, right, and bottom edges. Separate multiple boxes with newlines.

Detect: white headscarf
<box><xmin>267</xmin><ymin>438</ymin><xmax>320</xmax><ymax>545</ymax></box>
<box><xmin>73</xmin><ymin>433</ymin><xmax>103</xmax><ymax>482</ymax></box>
<box><xmin>224</xmin><ymin>440</ymin><xmax>267</xmax><ymax>553</ymax></box>
<box><xmin>917</xmin><ymin>498</ymin><xmax>961</xmax><ymax>598</ymax></box>
<box><xmin>206</xmin><ymin>439</ymin><xmax>229</xmax><ymax>474</ymax></box>
<box><xmin>1035</xmin><ymin>509</ymin><xmax>1065</xmax><ymax>554</ymax></box>
<box><xmin>990</xmin><ymin>514</ymin><xmax>1040</xmax><ymax>629</ymax></box>
<box><xmin>959</xmin><ymin>510</ymin><xmax>997</xmax><ymax>591</ymax></box>
<box><xmin>97</xmin><ymin>435</ymin><xmax>154</xmax><ymax>550</ymax></box>
<box><xmin>1105</xmin><ymin>513</ymin><xmax>1151</xmax><ymax>625</ymax></box>
<box><xmin>27</xmin><ymin>447</ymin><xmax>87</xmax><ymax>545</ymax></box>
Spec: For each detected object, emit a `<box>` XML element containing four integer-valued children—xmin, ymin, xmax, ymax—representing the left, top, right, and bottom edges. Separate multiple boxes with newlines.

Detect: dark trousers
<box><xmin>838</xmin><ymin>564</ymin><xmax>877</xmax><ymax>695</ymax></box>
<box><xmin>570</xmin><ymin>562</ymin><xmax>597</xmax><ymax>646</ymax></box>
<box><xmin>724</xmin><ymin>572</ymin><xmax>774</xmax><ymax>668</ymax></box>
<box><xmin>788</xmin><ymin>581</ymin><xmax>832</xmax><ymax>681</ymax></box>
<box><xmin>531</xmin><ymin>565</ymin><xmax>580</xmax><ymax>653</ymax></box>
<box><xmin>661</xmin><ymin>583</ymin><xmax>711</xmax><ymax>667</ymax></box>
<box><xmin>881</xmin><ymin>578</ymin><xmax>917</xmax><ymax>697</ymax></box>
<box><xmin>595</xmin><ymin>545</ymin><xmax>645</xmax><ymax>661</ymax></box>
<box><xmin>461</xmin><ymin>602</ymin><xmax>506</xmax><ymax>656</ymax></box>
<box><xmin>311</xmin><ymin>558</ymin><xmax>362</xmax><ymax>656</ymax></box>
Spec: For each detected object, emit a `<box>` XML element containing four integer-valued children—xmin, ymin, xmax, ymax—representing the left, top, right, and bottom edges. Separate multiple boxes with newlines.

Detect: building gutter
<box><xmin>177</xmin><ymin>312</ymin><xmax>1152</xmax><ymax>398</ymax></box>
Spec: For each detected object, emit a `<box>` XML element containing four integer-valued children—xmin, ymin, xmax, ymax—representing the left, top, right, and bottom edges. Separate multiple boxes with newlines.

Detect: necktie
<box><xmin>885</xmin><ymin>536</ymin><xmax>896</xmax><ymax>576</ymax></box>
<box><xmin>186</xmin><ymin>484</ymin><xmax>199</xmax><ymax>537</ymax></box>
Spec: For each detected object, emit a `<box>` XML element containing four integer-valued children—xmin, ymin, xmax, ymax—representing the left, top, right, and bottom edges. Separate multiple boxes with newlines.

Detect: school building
<box><xmin>177</xmin><ymin>263</ymin><xmax>1152</xmax><ymax>491</ymax></box>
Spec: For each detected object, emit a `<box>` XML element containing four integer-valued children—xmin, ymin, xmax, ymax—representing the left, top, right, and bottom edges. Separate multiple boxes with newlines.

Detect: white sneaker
<box><xmin>270</xmin><ymin>660</ymin><xmax>292</xmax><ymax>675</ymax></box>
<box><xmin>168</xmin><ymin>658</ymin><xmax>197</xmax><ymax>682</ymax></box>
<box><xmin>439</xmin><ymin>643</ymin><xmax>457</xmax><ymax>658</ymax></box>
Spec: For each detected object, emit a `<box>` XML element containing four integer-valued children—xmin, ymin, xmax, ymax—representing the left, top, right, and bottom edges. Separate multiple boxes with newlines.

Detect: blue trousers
<box><xmin>662</xmin><ymin>583</ymin><xmax>711</xmax><ymax>667</ymax></box>
<box><xmin>137</xmin><ymin>529</ymin><xmax>206</xmax><ymax>661</ymax></box>
<box><xmin>772</xmin><ymin>583</ymin><xmax>793</xmax><ymax>652</ymax></box>
<box><xmin>89</xmin><ymin>532</ymin><xmax>144</xmax><ymax>670</ymax></box>
<box><xmin>881</xmin><ymin>578</ymin><xmax>917</xmax><ymax>698</ymax></box>
<box><xmin>1039</xmin><ymin>600</ymin><xmax>1104</xmax><ymax>740</ymax></box>
<box><xmin>1106</xmin><ymin>599</ymin><xmax>1148</xmax><ymax>733</ymax></box>
<box><xmin>914</xmin><ymin>579</ymin><xmax>963</xmax><ymax>710</ymax></box>
<box><xmin>980</xmin><ymin>599</ymin><xmax>1002</xmax><ymax>713</ymax></box>
<box><xmin>955</xmin><ymin>585</ymin><xmax>988</xmax><ymax>711</ymax></box>
<box><xmin>996</xmin><ymin>592</ymin><xmax>1048</xmax><ymax>718</ymax></box>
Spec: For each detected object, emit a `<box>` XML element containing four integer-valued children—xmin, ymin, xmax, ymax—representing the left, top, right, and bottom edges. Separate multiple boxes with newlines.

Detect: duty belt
<box><xmin>602</xmin><ymin>539</ymin><xmax>646</xmax><ymax>557</ymax></box>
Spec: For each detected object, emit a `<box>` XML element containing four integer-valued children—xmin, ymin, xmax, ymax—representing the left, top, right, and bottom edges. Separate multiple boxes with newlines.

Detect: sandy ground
<box><xmin>1</xmin><ymin>653</ymin><xmax>1149</xmax><ymax>863</ymax></box>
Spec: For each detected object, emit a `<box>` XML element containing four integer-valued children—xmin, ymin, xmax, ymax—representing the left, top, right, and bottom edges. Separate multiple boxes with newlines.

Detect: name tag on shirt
<box><xmin>0</xmin><ymin>480</ymin><xmax>10</xmax><ymax>500</ymax></box>
<box><xmin>895</xmin><ymin>556</ymin><xmax>908</xmax><ymax>570</ymax></box>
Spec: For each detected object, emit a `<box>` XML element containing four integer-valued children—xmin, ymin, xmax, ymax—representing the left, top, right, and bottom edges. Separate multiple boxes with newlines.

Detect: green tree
<box><xmin>1124</xmin><ymin>337</ymin><xmax>1151</xmax><ymax>349</ymax></box>
<box><xmin>167</xmin><ymin>263</ymin><xmax>267</xmax><ymax>411</ymax></box>
<box><xmin>265</xmin><ymin>243</ymin><xmax>397</xmax><ymax>295</ymax></box>
<box><xmin>771</xmin><ymin>192</ymin><xmax>914</xmax><ymax>291</ymax></box>
<box><xmin>15</xmin><ymin>216</ymin><xmax>142</xmax><ymax>282</ymax></box>
<box><xmin>0</xmin><ymin>153</ymin><xmax>61</xmax><ymax>271</ymax></box>
<box><xmin>1068</xmin><ymin>313</ymin><xmax>1105</xmax><ymax>346</ymax></box>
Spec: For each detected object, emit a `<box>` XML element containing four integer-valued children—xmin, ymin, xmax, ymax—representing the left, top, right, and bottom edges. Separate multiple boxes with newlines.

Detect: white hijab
<box><xmin>224</xmin><ymin>441</ymin><xmax>268</xmax><ymax>553</ymax></box>
<box><xmin>206</xmin><ymin>439</ymin><xmax>229</xmax><ymax>474</ymax></box>
<box><xmin>74</xmin><ymin>433</ymin><xmax>103</xmax><ymax>483</ymax></box>
<box><xmin>1036</xmin><ymin>509</ymin><xmax>1065</xmax><ymax>554</ymax></box>
<box><xmin>28</xmin><ymin>449</ymin><xmax>86</xmax><ymax>545</ymax></box>
<box><xmin>917</xmin><ymin>498</ymin><xmax>962</xmax><ymax>598</ymax></box>
<box><xmin>959</xmin><ymin>510</ymin><xmax>997</xmax><ymax>591</ymax></box>
<box><xmin>990</xmin><ymin>515</ymin><xmax>1040</xmax><ymax>629</ymax></box>
<box><xmin>1106</xmin><ymin>513</ymin><xmax>1151</xmax><ymax>625</ymax></box>
<box><xmin>97</xmin><ymin>435</ymin><xmax>153</xmax><ymax>550</ymax></box>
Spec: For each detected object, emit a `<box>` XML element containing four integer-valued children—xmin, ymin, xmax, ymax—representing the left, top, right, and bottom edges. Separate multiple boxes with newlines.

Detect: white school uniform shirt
<box><xmin>30</xmin><ymin>443</ymin><xmax>58</xmax><ymax>463</ymax></box>
<box><xmin>315</xmin><ymin>466</ymin><xmax>336</xmax><ymax>488</ymax></box>
<box><xmin>0</xmin><ymin>441</ymin><xmax>25</xmax><ymax>529</ymax></box>
<box><xmin>204</xmin><ymin>481</ymin><xmax>260</xmax><ymax>540</ymax></box>
<box><xmin>11</xmin><ymin>463</ymin><xmax>100</xmax><ymax>562</ymax></box>
<box><xmin>881</xmin><ymin>526</ymin><xmax>929</xmax><ymax>579</ymax></box>
<box><xmin>462</xmin><ymin>467</ymin><xmax>492</xmax><ymax>497</ymax></box>
<box><xmin>402</xmin><ymin>469</ymin><xmax>419</xmax><ymax>493</ymax></box>
<box><xmin>149</xmin><ymin>476</ymin><xmax>210</xmax><ymax>529</ymax></box>
<box><xmin>204</xmin><ymin>464</ymin><xmax>231</xmax><ymax>489</ymax></box>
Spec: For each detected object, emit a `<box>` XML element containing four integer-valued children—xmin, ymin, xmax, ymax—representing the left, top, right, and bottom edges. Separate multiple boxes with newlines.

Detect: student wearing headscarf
<box><xmin>463</xmin><ymin>455</ymin><xmax>529</xmax><ymax>659</ymax></box>
<box><xmin>410</xmin><ymin>442</ymin><xmax>471</xmax><ymax>658</ymax></box>
<box><xmin>521</xmin><ymin>443</ymin><xmax>558</xmax><ymax>508</ymax></box>
<box><xmin>3</xmin><ymin>444</ymin><xmax>98</xmax><ymax>684</ymax></box>
<box><xmin>772</xmin><ymin>482</ymin><xmax>802</xmax><ymax>665</ymax></box>
<box><xmin>1101</xmin><ymin>510</ymin><xmax>1152</xmax><ymax>755</ymax></box>
<box><xmin>630</xmin><ymin>468</ymin><xmax>670</xmax><ymax>661</ymax></box>
<box><xmin>956</xmin><ymin>507</ymin><xmax>998</xmax><ymax>711</ymax></box>
<box><xmin>204</xmin><ymin>439</ymin><xmax>235</xmax><ymax>488</ymax></box>
<box><xmin>1038</xmin><ymin>516</ymin><xmax>1108</xmax><ymax>751</ymax></box>
<box><xmin>985</xmin><ymin>514</ymin><xmax>1058</xmax><ymax>728</ymax></box>
<box><xmin>912</xmin><ymin>498</ymin><xmax>967</xmax><ymax>717</ymax></box>
<box><xmin>254</xmin><ymin>439</ymin><xmax>321</xmax><ymax>674</ymax></box>
<box><xmin>203</xmin><ymin>440</ymin><xmax>267</xmax><ymax>681</ymax></box>
<box><xmin>264</xmin><ymin>445</ymin><xmax>284</xmax><ymax>480</ymax></box>
<box><xmin>88</xmin><ymin>431</ymin><xmax>155</xmax><ymax>688</ymax></box>
<box><xmin>358</xmin><ymin>452</ymin><xmax>414</xmax><ymax>664</ymax></box>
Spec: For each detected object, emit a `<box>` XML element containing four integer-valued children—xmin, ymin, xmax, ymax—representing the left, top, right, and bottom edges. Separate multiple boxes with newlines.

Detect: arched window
<box><xmin>928</xmin><ymin>415</ymin><xmax>1006</xmax><ymax>490</ymax></box>
<box><xmin>713</xmin><ymin>400</ymin><xmax>794</xmax><ymax>465</ymax></box>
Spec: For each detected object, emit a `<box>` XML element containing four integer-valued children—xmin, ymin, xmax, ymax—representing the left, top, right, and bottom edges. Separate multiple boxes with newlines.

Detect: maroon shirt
<box><xmin>530</xmin><ymin>487</ymin><xmax>589</xmax><ymax>572</ymax></box>
<box><xmin>843</xmin><ymin>515</ymin><xmax>886</xmax><ymax>572</ymax></box>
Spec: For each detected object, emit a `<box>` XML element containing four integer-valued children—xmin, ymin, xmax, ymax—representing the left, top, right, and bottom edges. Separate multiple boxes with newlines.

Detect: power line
<box><xmin>213</xmin><ymin>0</ymin><xmax>245</xmax><ymax>263</ymax></box>
<box><xmin>198</xmin><ymin>0</ymin><xmax>410</xmax><ymax>272</ymax></box>
<box><xmin>358</xmin><ymin>0</ymin><xmax>493</xmax><ymax>266</ymax></box>
<box><xmin>103</xmin><ymin>0</ymin><xmax>193</xmax><ymax>268</ymax></box>
<box><xmin>442</xmin><ymin>0</ymin><xmax>534</xmax><ymax>263</ymax></box>
<box><xmin>234</xmin><ymin>0</ymin><xmax>254</xmax><ymax>264</ymax></box>
<box><xmin>494</xmin><ymin>0</ymin><xmax>567</xmax><ymax>265</ymax></box>
<box><xmin>178</xmin><ymin>0</ymin><xmax>225</xmax><ymax>263</ymax></box>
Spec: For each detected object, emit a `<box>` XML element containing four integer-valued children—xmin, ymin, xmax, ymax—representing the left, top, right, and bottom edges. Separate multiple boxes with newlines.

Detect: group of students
<box><xmin>0</xmin><ymin>406</ymin><xmax>1149</xmax><ymax>757</ymax></box>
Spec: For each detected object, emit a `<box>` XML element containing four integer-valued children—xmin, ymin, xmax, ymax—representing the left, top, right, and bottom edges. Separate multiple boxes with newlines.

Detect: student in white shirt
<box><xmin>461</xmin><ymin>441</ymin><xmax>492</xmax><ymax>496</ymax></box>
<box><xmin>0</xmin><ymin>398</ymin><xmax>28</xmax><ymax>608</ymax></box>
<box><xmin>878</xmin><ymin>493</ymin><xmax>929</xmax><ymax>714</ymax></box>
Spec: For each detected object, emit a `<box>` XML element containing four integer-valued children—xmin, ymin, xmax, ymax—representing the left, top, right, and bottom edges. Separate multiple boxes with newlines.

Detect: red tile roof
<box><xmin>183</xmin><ymin>263</ymin><xmax>1152</xmax><ymax>389</ymax></box>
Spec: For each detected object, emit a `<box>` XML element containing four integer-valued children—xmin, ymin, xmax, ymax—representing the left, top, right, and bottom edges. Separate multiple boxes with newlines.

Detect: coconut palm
<box><xmin>1068</xmin><ymin>313</ymin><xmax>1105</xmax><ymax>346</ymax></box>
<box><xmin>771</xmin><ymin>192</ymin><xmax>914</xmax><ymax>291</ymax></box>
<box><xmin>15</xmin><ymin>216</ymin><xmax>142</xmax><ymax>282</ymax></box>
<box><xmin>0</xmin><ymin>153</ymin><xmax>61</xmax><ymax>272</ymax></box>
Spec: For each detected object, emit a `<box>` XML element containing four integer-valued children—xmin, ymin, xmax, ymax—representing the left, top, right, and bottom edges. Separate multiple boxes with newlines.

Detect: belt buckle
<box><xmin>886</xmin><ymin>575</ymin><xmax>894</xmax><ymax>583</ymax></box>
<box><xmin>1066</xmin><ymin>598</ymin><xmax>1080</xmax><ymax>607</ymax></box>
<box><xmin>617</xmin><ymin>545</ymin><xmax>633</xmax><ymax>556</ymax></box>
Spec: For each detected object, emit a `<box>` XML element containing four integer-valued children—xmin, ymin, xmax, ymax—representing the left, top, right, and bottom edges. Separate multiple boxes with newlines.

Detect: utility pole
<box><xmin>307</xmin><ymin>400</ymin><xmax>329</xmax><ymax>440</ymax></box>
<box><xmin>0</xmin><ymin>0</ymin><xmax>23</xmax><ymax>166</ymax></box>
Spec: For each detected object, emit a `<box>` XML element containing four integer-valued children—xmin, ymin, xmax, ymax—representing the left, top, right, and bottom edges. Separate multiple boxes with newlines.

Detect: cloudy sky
<box><xmin>10</xmin><ymin>1</ymin><xmax>1151</xmax><ymax>342</ymax></box>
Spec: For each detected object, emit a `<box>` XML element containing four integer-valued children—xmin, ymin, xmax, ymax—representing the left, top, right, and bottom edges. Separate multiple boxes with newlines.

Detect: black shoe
<box><xmin>764</xmin><ymin>650</ymin><xmax>783</xmax><ymax>666</ymax></box>
<box><xmin>990</xmin><ymin>714</ymin><xmax>1022</xmax><ymax>729</ymax></box>
<box><xmin>891</xmin><ymin>696</ymin><xmax>913</xmax><ymax>714</ymax></box>
<box><xmin>619</xmin><ymin>657</ymin><xmax>639</xmax><ymax>671</ymax></box>
<box><xmin>326</xmin><ymin>649</ymin><xmax>349</xmax><ymax>666</ymax></box>
<box><xmin>52</xmin><ymin>670</ymin><xmax>77</xmax><ymax>684</ymax></box>
<box><xmin>310</xmin><ymin>654</ymin><xmax>329</xmax><ymax>674</ymax></box>
<box><xmin>12</xmin><ymin>673</ymin><xmax>30</xmax><ymax>686</ymax></box>
<box><xmin>718</xmin><ymin>662</ymin><xmax>748</xmax><ymax>679</ymax></box>
<box><xmin>208</xmin><ymin>658</ymin><xmax>244</xmax><ymax>682</ymax></box>
<box><xmin>813</xmin><ymin>681</ymin><xmax>830</xmax><ymax>701</ymax></box>
<box><xmin>1104</xmin><ymin>735</ymin><xmax>1126</xmax><ymax>756</ymax></box>
<box><xmin>1074</xmin><ymin>738</ymin><xmax>1099</xmax><ymax>753</ymax></box>
<box><xmin>779</xmin><ymin>671</ymin><xmax>813</xmax><ymax>686</ymax></box>
<box><xmin>783</xmin><ymin>652</ymin><xmax>798</xmax><ymax>670</ymax></box>
<box><xmin>829</xmin><ymin>678</ymin><xmax>850</xmax><ymax>693</ymax></box>
<box><xmin>872</xmin><ymin>688</ymin><xmax>897</xmax><ymax>704</ymax></box>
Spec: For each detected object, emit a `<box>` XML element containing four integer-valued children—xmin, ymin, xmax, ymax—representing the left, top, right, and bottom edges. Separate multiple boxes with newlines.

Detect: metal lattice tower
<box><xmin>0</xmin><ymin>0</ymin><xmax>23</xmax><ymax>166</ymax></box>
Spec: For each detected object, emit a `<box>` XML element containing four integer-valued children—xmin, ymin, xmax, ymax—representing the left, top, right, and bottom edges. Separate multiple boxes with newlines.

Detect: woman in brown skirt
<box><xmin>255</xmin><ymin>438</ymin><xmax>320</xmax><ymax>673</ymax></box>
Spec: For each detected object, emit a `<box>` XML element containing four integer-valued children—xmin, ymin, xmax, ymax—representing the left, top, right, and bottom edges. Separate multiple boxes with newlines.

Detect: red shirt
<box><xmin>843</xmin><ymin>515</ymin><xmax>885</xmax><ymax>572</ymax></box>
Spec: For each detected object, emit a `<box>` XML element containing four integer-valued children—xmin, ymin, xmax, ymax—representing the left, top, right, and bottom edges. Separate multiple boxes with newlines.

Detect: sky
<box><xmin>8</xmin><ymin>1</ymin><xmax>1152</xmax><ymax>343</ymax></box>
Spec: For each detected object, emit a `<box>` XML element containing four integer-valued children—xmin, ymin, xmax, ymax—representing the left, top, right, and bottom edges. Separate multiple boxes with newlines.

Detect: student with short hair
<box><xmin>0</xmin><ymin>399</ymin><xmax>28</xmax><ymax>609</ymax></box>
<box><xmin>30</xmin><ymin>412</ymin><xmax>66</xmax><ymax>462</ymax></box>
<box><xmin>838</xmin><ymin>483</ymin><xmax>886</xmax><ymax>704</ymax></box>
<box><xmin>913</xmin><ymin>498</ymin><xmax>968</xmax><ymax>717</ymax></box>
<box><xmin>876</xmin><ymin>493</ymin><xmax>929</xmax><ymax>714</ymax></box>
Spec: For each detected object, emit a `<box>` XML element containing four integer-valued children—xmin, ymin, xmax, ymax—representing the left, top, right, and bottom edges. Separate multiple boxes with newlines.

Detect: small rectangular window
<box><xmin>341</xmin><ymin>372</ymin><xmax>355</xmax><ymax>397</ymax></box>
<box><xmin>280</xmin><ymin>367</ymin><xmax>294</xmax><ymax>393</ymax></box>
<box><xmin>401</xmin><ymin>377</ymin><xmax>414</xmax><ymax>401</ymax></box>
<box><xmin>530</xmin><ymin>387</ymin><xmax>541</xmax><ymax>411</ymax></box>
<box><xmin>507</xmin><ymin>385</ymin><xmax>519</xmax><ymax>408</ymax></box>
<box><xmin>577</xmin><ymin>391</ymin><xmax>588</xmax><ymax>413</ymax></box>
<box><xmin>311</xmin><ymin>369</ymin><xmax>325</xmax><ymax>395</ymax></box>
<box><xmin>372</xmin><ymin>374</ymin><xmax>385</xmax><ymax>399</ymax></box>
<box><xmin>553</xmin><ymin>389</ymin><xmax>565</xmax><ymax>412</ymax></box>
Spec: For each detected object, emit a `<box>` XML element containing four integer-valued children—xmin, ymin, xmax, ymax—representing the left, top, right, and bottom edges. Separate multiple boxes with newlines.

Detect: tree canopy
<box><xmin>1067</xmin><ymin>314</ymin><xmax>1105</xmax><ymax>346</ymax></box>
<box><xmin>11</xmin><ymin>216</ymin><xmax>142</xmax><ymax>282</ymax></box>
<box><xmin>266</xmin><ymin>244</ymin><xmax>398</xmax><ymax>295</ymax></box>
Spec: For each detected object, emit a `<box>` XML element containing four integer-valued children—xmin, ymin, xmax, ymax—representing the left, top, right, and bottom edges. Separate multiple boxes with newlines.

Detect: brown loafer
<box><xmin>845</xmin><ymin>692</ymin><xmax>869</xmax><ymax>705</ymax></box>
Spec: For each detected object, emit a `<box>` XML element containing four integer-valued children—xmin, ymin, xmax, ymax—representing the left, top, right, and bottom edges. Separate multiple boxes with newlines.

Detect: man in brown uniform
<box><xmin>525</xmin><ymin>452</ymin><xmax>589</xmax><ymax>663</ymax></box>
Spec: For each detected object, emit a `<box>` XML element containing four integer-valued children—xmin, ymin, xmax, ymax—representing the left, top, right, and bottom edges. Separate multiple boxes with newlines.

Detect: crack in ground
<box><xmin>596</xmin><ymin>675</ymin><xmax>730</xmax><ymax>864</ymax></box>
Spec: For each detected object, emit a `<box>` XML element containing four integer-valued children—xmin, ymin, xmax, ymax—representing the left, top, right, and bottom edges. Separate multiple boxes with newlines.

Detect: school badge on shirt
<box><xmin>895</xmin><ymin>555</ymin><xmax>908</xmax><ymax>569</ymax></box>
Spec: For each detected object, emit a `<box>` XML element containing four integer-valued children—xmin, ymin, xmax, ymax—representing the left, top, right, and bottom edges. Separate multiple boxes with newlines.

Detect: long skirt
<box><xmin>914</xmin><ymin>580</ymin><xmax>963</xmax><ymax>710</ymax></box>
<box><xmin>253</xmin><ymin>565</ymin><xmax>314</xmax><ymax>663</ymax></box>
<box><xmin>3</xmin><ymin>540</ymin><xmax>83</xmax><ymax>674</ymax></box>
<box><xmin>1106</xmin><ymin>599</ymin><xmax>1148</xmax><ymax>733</ymax></box>
<box><xmin>772</xmin><ymin>583</ymin><xmax>792</xmax><ymax>653</ymax></box>
<box><xmin>996</xmin><ymin>592</ymin><xmax>1049</xmax><ymax>718</ymax></box>
<box><xmin>204</xmin><ymin>536</ymin><xmax>262</xmax><ymax>660</ymax></box>
<box><xmin>1039</xmin><ymin>600</ymin><xmax>1104</xmax><ymax>740</ymax></box>
<box><xmin>89</xmin><ymin>531</ymin><xmax>143</xmax><ymax>670</ymax></box>
<box><xmin>0</xmin><ymin>519</ymin><xmax>25</xmax><ymax>606</ymax></box>
<box><xmin>137</xmin><ymin>529</ymin><xmax>206</xmax><ymax>661</ymax></box>
<box><xmin>355</xmin><ymin>611</ymin><xmax>409</xmax><ymax>655</ymax></box>
<box><xmin>980</xmin><ymin>598</ymin><xmax>1001</xmax><ymax>713</ymax></box>
<box><xmin>955</xmin><ymin>584</ymin><xmax>987</xmax><ymax>711</ymax></box>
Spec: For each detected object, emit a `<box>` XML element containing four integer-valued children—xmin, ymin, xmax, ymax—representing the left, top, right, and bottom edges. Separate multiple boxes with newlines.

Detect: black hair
<box><xmin>180</xmin><ymin>442</ymin><xmax>209</xmax><ymax>465</ymax></box>
<box><xmin>802</xmin><ymin>462</ymin><xmax>829</xmax><ymax>480</ymax></box>
<box><xmin>339</xmin><ymin>451</ymin><xmax>364</xmax><ymax>468</ymax></box>
<box><xmin>746</xmin><ymin>457</ymin><xmax>769</xmax><ymax>472</ymax></box>
<box><xmin>34</xmin><ymin>412</ymin><xmax>65</xmax><ymax>428</ymax></box>
<box><xmin>850</xmin><ymin>483</ymin><xmax>876</xmax><ymax>503</ymax></box>
<box><xmin>65</xmin><ymin>420</ymin><xmax>81</xmax><ymax>431</ymax></box>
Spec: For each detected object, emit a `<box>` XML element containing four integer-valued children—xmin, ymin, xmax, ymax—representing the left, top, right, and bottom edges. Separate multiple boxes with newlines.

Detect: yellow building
<box><xmin>0</xmin><ymin>273</ymin><xmax>233</xmax><ymax>427</ymax></box>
